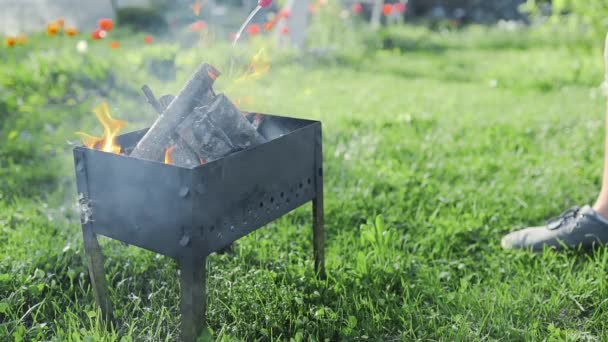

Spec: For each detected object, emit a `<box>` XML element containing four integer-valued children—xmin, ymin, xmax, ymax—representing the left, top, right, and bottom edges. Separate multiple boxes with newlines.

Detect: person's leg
<box><xmin>593</xmin><ymin>100</ymin><xmax>608</xmax><ymax>219</ymax></box>
<box><xmin>501</xmin><ymin>34</ymin><xmax>608</xmax><ymax>251</ymax></box>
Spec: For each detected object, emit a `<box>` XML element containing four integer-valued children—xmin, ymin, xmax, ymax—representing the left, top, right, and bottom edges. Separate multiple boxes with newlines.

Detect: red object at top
<box><xmin>190</xmin><ymin>20</ymin><xmax>206</xmax><ymax>32</ymax></box>
<box><xmin>98</xmin><ymin>18</ymin><xmax>114</xmax><ymax>31</ymax></box>
<box><xmin>279</xmin><ymin>8</ymin><xmax>291</xmax><ymax>18</ymax></box>
<box><xmin>144</xmin><ymin>35</ymin><xmax>154</xmax><ymax>44</ymax></box>
<box><xmin>247</xmin><ymin>24</ymin><xmax>261</xmax><ymax>36</ymax></box>
<box><xmin>383</xmin><ymin>3</ymin><xmax>393</xmax><ymax>16</ymax></box>
<box><xmin>258</xmin><ymin>0</ymin><xmax>272</xmax><ymax>8</ymax></box>
<box><xmin>264</xmin><ymin>21</ymin><xmax>275</xmax><ymax>31</ymax></box>
<box><xmin>352</xmin><ymin>3</ymin><xmax>363</xmax><ymax>14</ymax></box>
<box><xmin>393</xmin><ymin>2</ymin><xmax>406</xmax><ymax>14</ymax></box>
<box><xmin>91</xmin><ymin>29</ymin><xmax>106</xmax><ymax>40</ymax></box>
<box><xmin>280</xmin><ymin>26</ymin><xmax>289</xmax><ymax>35</ymax></box>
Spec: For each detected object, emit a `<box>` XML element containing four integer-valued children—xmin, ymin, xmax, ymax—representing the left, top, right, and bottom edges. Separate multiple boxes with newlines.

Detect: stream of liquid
<box><xmin>232</xmin><ymin>5</ymin><xmax>262</xmax><ymax>48</ymax></box>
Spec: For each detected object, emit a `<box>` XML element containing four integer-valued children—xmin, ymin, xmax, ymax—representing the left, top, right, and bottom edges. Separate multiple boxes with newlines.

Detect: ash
<box><xmin>78</xmin><ymin>193</ymin><xmax>94</xmax><ymax>225</ymax></box>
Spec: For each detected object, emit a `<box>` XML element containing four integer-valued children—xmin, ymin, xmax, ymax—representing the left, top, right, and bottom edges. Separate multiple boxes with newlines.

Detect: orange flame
<box><xmin>76</xmin><ymin>103</ymin><xmax>126</xmax><ymax>154</ymax></box>
<box><xmin>164</xmin><ymin>146</ymin><xmax>175</xmax><ymax>164</ymax></box>
<box><xmin>228</xmin><ymin>48</ymin><xmax>271</xmax><ymax>109</ymax></box>
<box><xmin>234</xmin><ymin>48</ymin><xmax>270</xmax><ymax>84</ymax></box>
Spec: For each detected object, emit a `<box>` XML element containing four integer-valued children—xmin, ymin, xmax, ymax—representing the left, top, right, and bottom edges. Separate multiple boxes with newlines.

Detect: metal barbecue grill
<box><xmin>74</xmin><ymin>113</ymin><xmax>325</xmax><ymax>341</ymax></box>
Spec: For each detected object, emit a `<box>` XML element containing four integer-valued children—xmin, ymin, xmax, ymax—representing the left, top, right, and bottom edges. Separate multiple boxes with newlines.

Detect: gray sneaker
<box><xmin>501</xmin><ymin>205</ymin><xmax>608</xmax><ymax>251</ymax></box>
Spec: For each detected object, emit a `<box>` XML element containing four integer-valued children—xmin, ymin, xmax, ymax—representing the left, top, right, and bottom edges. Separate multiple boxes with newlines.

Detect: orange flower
<box><xmin>91</xmin><ymin>29</ymin><xmax>106</xmax><ymax>40</ymax></box>
<box><xmin>191</xmin><ymin>0</ymin><xmax>202</xmax><ymax>16</ymax></box>
<box><xmin>279</xmin><ymin>9</ymin><xmax>291</xmax><ymax>19</ymax></box>
<box><xmin>65</xmin><ymin>27</ymin><xmax>78</xmax><ymax>37</ymax></box>
<box><xmin>16</xmin><ymin>34</ymin><xmax>27</xmax><ymax>45</ymax></box>
<box><xmin>190</xmin><ymin>20</ymin><xmax>206</xmax><ymax>32</ymax></box>
<box><xmin>109</xmin><ymin>41</ymin><xmax>120</xmax><ymax>49</ymax></box>
<box><xmin>56</xmin><ymin>18</ymin><xmax>65</xmax><ymax>27</ymax></box>
<box><xmin>247</xmin><ymin>24</ymin><xmax>261</xmax><ymax>36</ymax></box>
<box><xmin>98</xmin><ymin>18</ymin><xmax>114</xmax><ymax>31</ymax></box>
<box><xmin>393</xmin><ymin>3</ymin><xmax>406</xmax><ymax>14</ymax></box>
<box><xmin>264</xmin><ymin>21</ymin><xmax>275</xmax><ymax>31</ymax></box>
<box><xmin>47</xmin><ymin>23</ymin><xmax>60</xmax><ymax>36</ymax></box>
<box><xmin>382</xmin><ymin>3</ymin><xmax>392</xmax><ymax>16</ymax></box>
<box><xmin>144</xmin><ymin>35</ymin><xmax>154</xmax><ymax>44</ymax></box>
<box><xmin>5</xmin><ymin>37</ymin><xmax>16</xmax><ymax>47</ymax></box>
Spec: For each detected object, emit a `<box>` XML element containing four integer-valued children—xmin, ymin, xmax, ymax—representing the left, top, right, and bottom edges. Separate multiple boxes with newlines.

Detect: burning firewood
<box><xmin>140</xmin><ymin>85</ymin><xmax>200</xmax><ymax>167</ymax></box>
<box><xmin>176</xmin><ymin>94</ymin><xmax>266</xmax><ymax>162</ymax></box>
<box><xmin>132</xmin><ymin>62</ymin><xmax>266</xmax><ymax>167</ymax></box>
<box><xmin>130</xmin><ymin>63</ymin><xmax>220</xmax><ymax>163</ymax></box>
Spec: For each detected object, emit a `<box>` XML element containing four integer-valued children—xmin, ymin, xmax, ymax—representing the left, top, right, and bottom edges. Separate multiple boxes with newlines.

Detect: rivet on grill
<box><xmin>179</xmin><ymin>235</ymin><xmax>191</xmax><ymax>247</ymax></box>
<box><xmin>230</xmin><ymin>225</ymin><xmax>235</xmax><ymax>231</ymax></box>
<box><xmin>179</xmin><ymin>187</ymin><xmax>190</xmax><ymax>197</ymax></box>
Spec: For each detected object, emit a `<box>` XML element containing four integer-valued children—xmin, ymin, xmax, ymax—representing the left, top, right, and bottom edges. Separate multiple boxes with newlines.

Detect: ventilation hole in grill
<box><xmin>270</xmin><ymin>197</ymin><xmax>274</xmax><ymax>203</ymax></box>
<box><xmin>259</xmin><ymin>202</ymin><xmax>264</xmax><ymax>208</ymax></box>
<box><xmin>307</xmin><ymin>178</ymin><xmax>312</xmax><ymax>185</ymax></box>
<box><xmin>295</xmin><ymin>193</ymin><xmax>299</xmax><ymax>198</ymax></box>
<box><xmin>209</xmin><ymin>225</ymin><xmax>215</xmax><ymax>232</ymax></box>
<box><xmin>299</xmin><ymin>182</ymin><xmax>303</xmax><ymax>189</ymax></box>
<box><xmin>286</xmin><ymin>197</ymin><xmax>291</xmax><ymax>203</ymax></box>
<box><xmin>318</xmin><ymin>168</ymin><xmax>322</xmax><ymax>177</ymax></box>
<box><xmin>280</xmin><ymin>192</ymin><xmax>284</xmax><ymax>198</ymax></box>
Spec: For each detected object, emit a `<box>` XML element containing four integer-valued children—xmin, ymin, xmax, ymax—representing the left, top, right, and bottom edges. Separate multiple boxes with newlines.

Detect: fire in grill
<box><xmin>74</xmin><ymin>62</ymin><xmax>325</xmax><ymax>341</ymax></box>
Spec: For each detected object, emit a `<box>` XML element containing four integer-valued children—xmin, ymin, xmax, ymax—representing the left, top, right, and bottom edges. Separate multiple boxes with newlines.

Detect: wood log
<box><xmin>140</xmin><ymin>85</ymin><xmax>201</xmax><ymax>168</ymax></box>
<box><xmin>176</xmin><ymin>94</ymin><xmax>266</xmax><ymax>162</ymax></box>
<box><xmin>141</xmin><ymin>85</ymin><xmax>163</xmax><ymax>114</ymax></box>
<box><xmin>166</xmin><ymin>139</ymin><xmax>201</xmax><ymax>168</ymax></box>
<box><xmin>130</xmin><ymin>63</ymin><xmax>220</xmax><ymax>162</ymax></box>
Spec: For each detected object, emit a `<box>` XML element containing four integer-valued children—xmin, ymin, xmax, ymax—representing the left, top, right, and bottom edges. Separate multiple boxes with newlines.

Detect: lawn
<box><xmin>2</xmin><ymin>26</ymin><xmax>608</xmax><ymax>340</ymax></box>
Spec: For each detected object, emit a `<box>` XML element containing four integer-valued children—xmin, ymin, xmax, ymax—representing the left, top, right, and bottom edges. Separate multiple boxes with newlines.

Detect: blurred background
<box><xmin>5</xmin><ymin>0</ymin><xmax>608</xmax><ymax>341</ymax></box>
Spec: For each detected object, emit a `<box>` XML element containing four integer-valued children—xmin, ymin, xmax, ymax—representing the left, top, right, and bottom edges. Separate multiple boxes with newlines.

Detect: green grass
<box><xmin>2</xmin><ymin>26</ymin><xmax>608</xmax><ymax>340</ymax></box>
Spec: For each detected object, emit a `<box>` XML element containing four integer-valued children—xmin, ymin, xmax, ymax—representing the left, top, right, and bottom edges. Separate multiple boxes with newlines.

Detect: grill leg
<box><xmin>179</xmin><ymin>256</ymin><xmax>207</xmax><ymax>342</ymax></box>
<box><xmin>82</xmin><ymin>227</ymin><xmax>113</xmax><ymax>322</ymax></box>
<box><xmin>312</xmin><ymin>194</ymin><xmax>326</xmax><ymax>279</ymax></box>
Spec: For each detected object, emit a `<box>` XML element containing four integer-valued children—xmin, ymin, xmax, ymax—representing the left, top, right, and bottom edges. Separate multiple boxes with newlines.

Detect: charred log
<box><xmin>176</xmin><ymin>94</ymin><xmax>266</xmax><ymax>162</ymax></box>
<box><xmin>130</xmin><ymin>63</ymin><xmax>220</xmax><ymax>162</ymax></box>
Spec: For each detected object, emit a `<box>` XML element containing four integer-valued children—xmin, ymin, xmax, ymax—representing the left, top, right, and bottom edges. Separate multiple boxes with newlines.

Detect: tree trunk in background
<box><xmin>280</xmin><ymin>0</ymin><xmax>311</xmax><ymax>50</ymax></box>
<box><xmin>370</xmin><ymin>0</ymin><xmax>384</xmax><ymax>30</ymax></box>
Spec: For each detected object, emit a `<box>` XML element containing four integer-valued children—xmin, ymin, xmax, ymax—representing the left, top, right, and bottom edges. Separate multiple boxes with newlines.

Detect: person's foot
<box><xmin>501</xmin><ymin>205</ymin><xmax>608</xmax><ymax>251</ymax></box>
